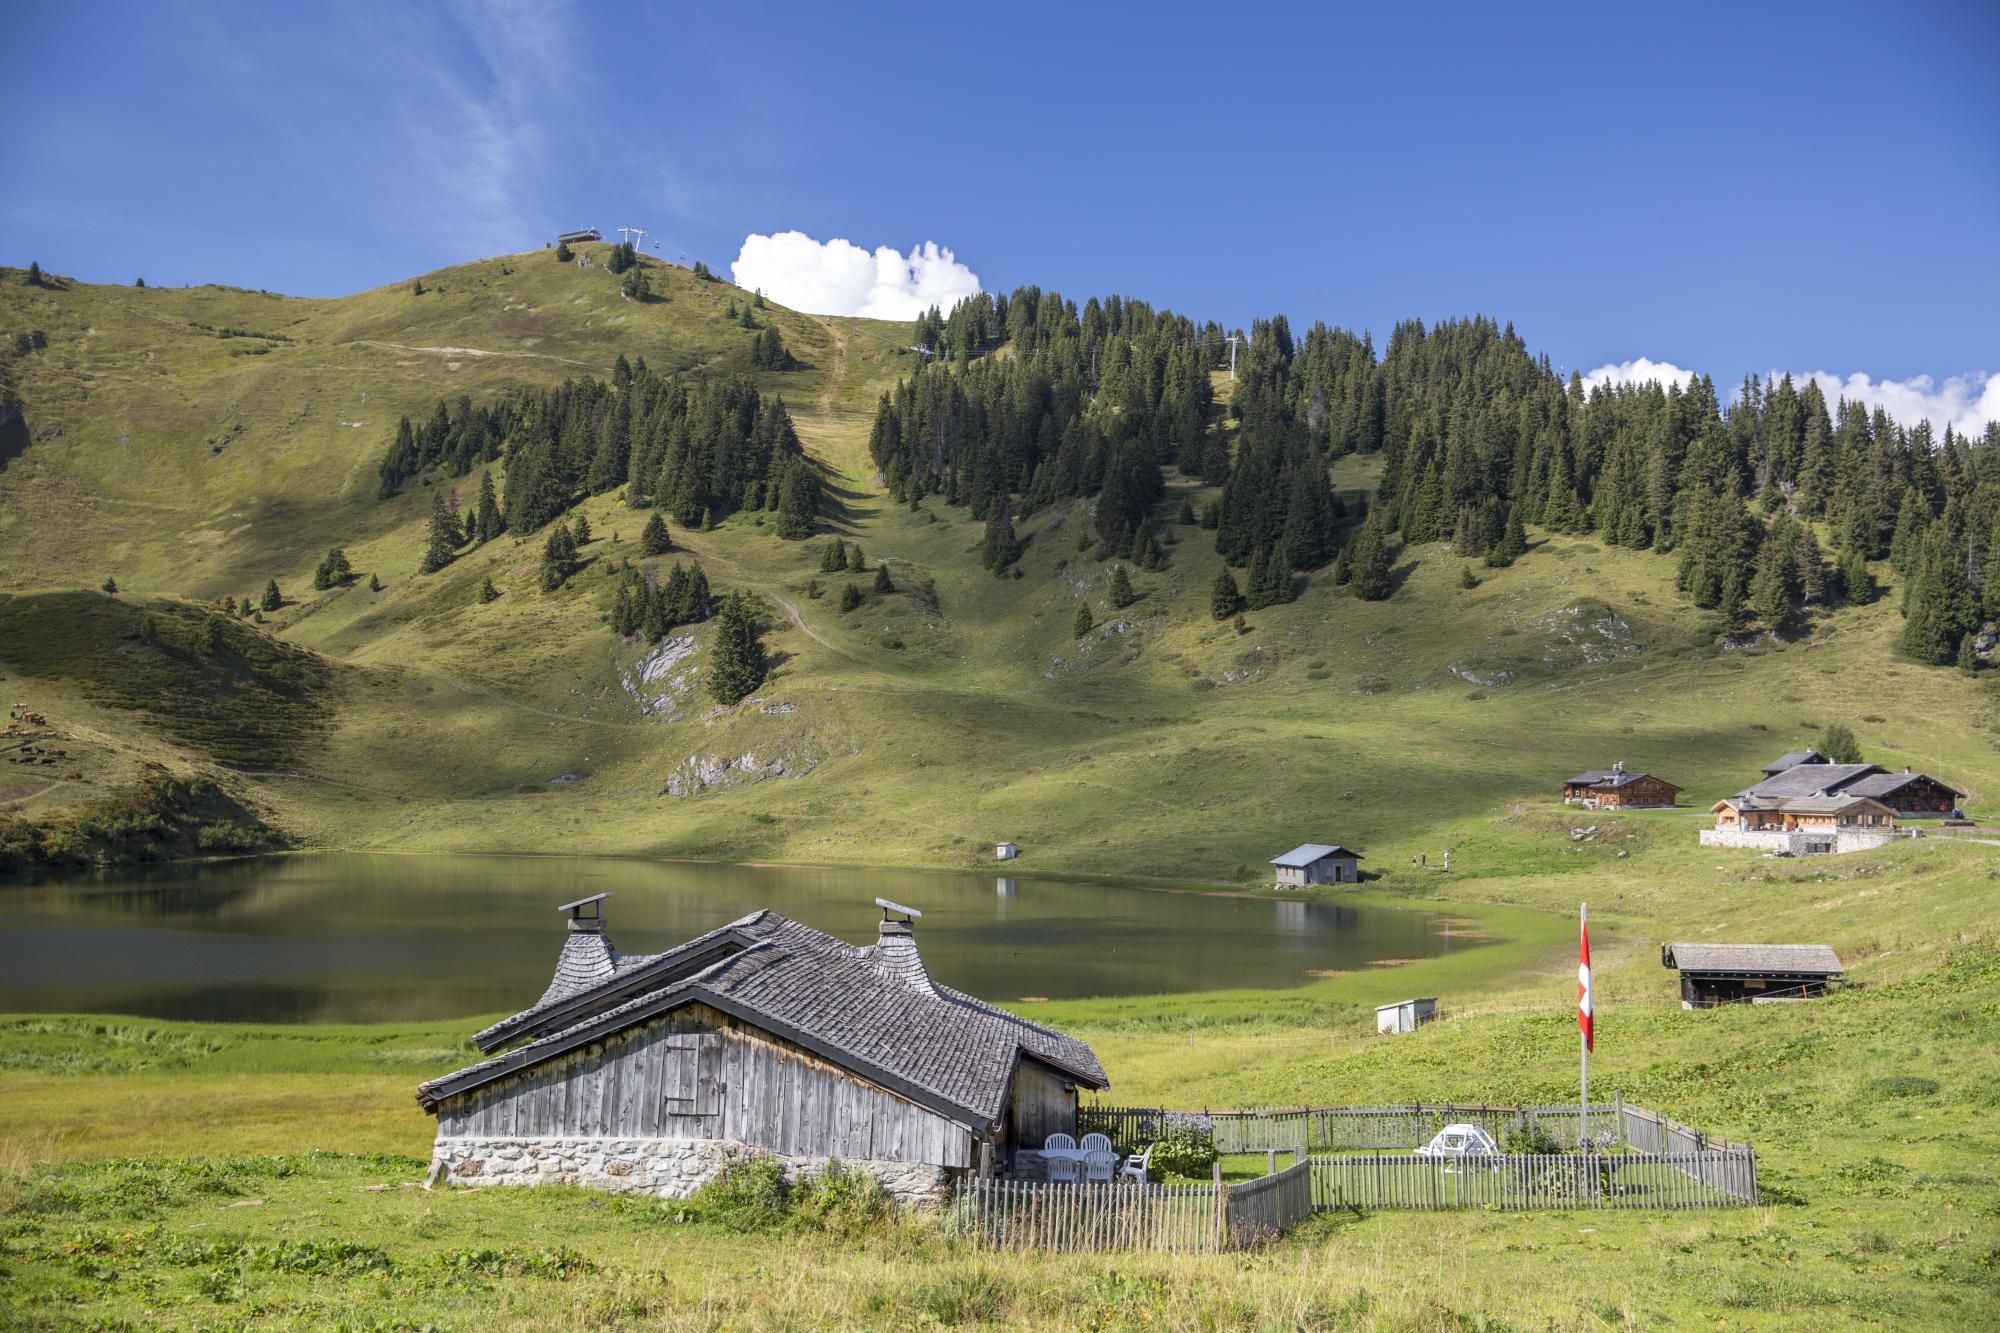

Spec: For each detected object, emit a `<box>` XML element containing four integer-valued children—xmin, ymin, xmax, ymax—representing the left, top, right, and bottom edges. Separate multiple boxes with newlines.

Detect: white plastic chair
<box><xmin>1045</xmin><ymin>1154</ymin><xmax>1080</xmax><ymax>1184</ymax></box>
<box><xmin>1082</xmin><ymin>1149</ymin><xmax>1117</xmax><ymax>1184</ymax></box>
<box><xmin>1043</xmin><ymin>1133</ymin><xmax>1076</xmax><ymax>1152</ymax></box>
<box><xmin>1079</xmin><ymin>1133</ymin><xmax>1113</xmax><ymax>1154</ymax></box>
<box><xmin>1118</xmin><ymin>1143</ymin><xmax>1155</xmax><ymax>1182</ymax></box>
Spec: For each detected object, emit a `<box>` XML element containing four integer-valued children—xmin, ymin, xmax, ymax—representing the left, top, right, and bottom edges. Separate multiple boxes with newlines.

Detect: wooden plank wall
<box><xmin>437</xmin><ymin>1002</ymin><xmax>972</xmax><ymax>1168</ymax></box>
<box><xmin>1009</xmin><ymin>1061</ymin><xmax>1076</xmax><ymax>1149</ymax></box>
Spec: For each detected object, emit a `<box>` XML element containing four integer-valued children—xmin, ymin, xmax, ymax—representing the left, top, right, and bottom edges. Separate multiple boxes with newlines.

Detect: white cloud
<box><xmin>1581</xmin><ymin>356</ymin><xmax>1998</xmax><ymax>436</ymax></box>
<box><xmin>1578</xmin><ymin>357</ymin><xmax>1700</xmax><ymax>394</ymax></box>
<box><xmin>1772</xmin><ymin>369</ymin><xmax>1999</xmax><ymax>439</ymax></box>
<box><xmin>730</xmin><ymin>231</ymin><xmax>980</xmax><ymax>321</ymax></box>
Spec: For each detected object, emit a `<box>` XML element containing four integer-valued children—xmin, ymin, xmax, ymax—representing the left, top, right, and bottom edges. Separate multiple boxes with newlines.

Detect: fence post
<box><xmin>1267</xmin><ymin>1148</ymin><xmax>1276</xmax><ymax>1177</ymax></box>
<box><xmin>1613</xmin><ymin>1089</ymin><xmax>1624</xmax><ymax>1146</ymax></box>
<box><xmin>1213</xmin><ymin>1160</ymin><xmax>1227</xmax><ymax>1251</ymax></box>
<box><xmin>979</xmin><ymin>1141</ymin><xmax>994</xmax><ymax>1180</ymax></box>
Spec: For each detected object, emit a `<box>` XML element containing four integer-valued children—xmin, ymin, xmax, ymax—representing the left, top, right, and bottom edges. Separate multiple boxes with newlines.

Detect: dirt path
<box><xmin>348</xmin><ymin>340</ymin><xmax>609</xmax><ymax>372</ymax></box>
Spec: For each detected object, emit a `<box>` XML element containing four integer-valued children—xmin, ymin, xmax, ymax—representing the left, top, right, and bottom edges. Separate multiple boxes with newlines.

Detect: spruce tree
<box><xmin>838</xmin><ymin>581</ymin><xmax>861</xmax><ymax>612</ymax></box>
<box><xmin>819</xmin><ymin>538</ymin><xmax>847</xmax><ymax>573</ymax></box>
<box><xmin>540</xmin><ymin>524</ymin><xmax>578</xmax><ymax>591</ymax></box>
<box><xmin>260</xmin><ymin>579</ymin><xmax>282</xmax><ymax>612</ymax></box>
<box><xmin>476</xmin><ymin>471</ymin><xmax>503</xmax><ymax>542</ymax></box>
<box><xmin>1072</xmin><ymin>603</ymin><xmax>1094</xmax><ymax>637</ymax></box>
<box><xmin>641</xmin><ymin>511</ymin><xmax>671</xmax><ymax>555</ymax></box>
<box><xmin>1349</xmin><ymin>510</ymin><xmax>1394</xmax><ymax>601</ymax></box>
<box><xmin>1957</xmin><ymin>633</ymin><xmax>1980</xmax><ymax>675</ymax></box>
<box><xmin>805</xmin><ymin>577</ymin><xmax>823</xmax><ymax>600</ymax></box>
<box><xmin>368</xmin><ymin>573</ymin><xmax>382</xmax><ymax>592</ymax></box>
<box><xmin>1211</xmin><ymin>569</ymin><xmax>1241</xmax><ymax>620</ymax></box>
<box><xmin>554</xmin><ymin>241</ymin><xmax>573</xmax><ymax>262</ymax></box>
<box><xmin>24</xmin><ymin>261</ymin><xmax>40</xmax><ymax>285</ymax></box>
<box><xmin>479</xmin><ymin>576</ymin><xmax>500</xmax><ymax>603</ymax></box>
<box><xmin>640</xmin><ymin>584</ymin><xmax>669</xmax><ymax>639</ymax></box>
<box><xmin>1749</xmin><ymin>534</ymin><xmax>1798</xmax><ymax>631</ymax></box>
<box><xmin>1459</xmin><ymin>566</ymin><xmax>1479</xmax><ymax>589</ymax></box>
<box><xmin>872</xmin><ymin>563</ymin><xmax>894</xmax><ymax>594</ymax></box>
<box><xmin>981</xmin><ymin>502</ymin><xmax>1020</xmax><ymax>574</ymax></box>
<box><xmin>101</xmin><ymin>576</ymin><xmax>118</xmax><ymax>595</ymax></box>
<box><xmin>1108</xmin><ymin>564</ymin><xmax>1136</xmax><ymax>608</ymax></box>
<box><xmin>1840</xmin><ymin>548</ymin><xmax>1873</xmax><ymax>604</ymax></box>
<box><xmin>421</xmin><ymin>490</ymin><xmax>459</xmax><ymax>573</ymax></box>
<box><xmin>706</xmin><ymin>594</ymin><xmax>767</xmax><ymax>705</ymax></box>
<box><xmin>571</xmin><ymin>512</ymin><xmax>592</xmax><ymax>546</ymax></box>
<box><xmin>1179</xmin><ymin>498</ymin><xmax>1197</xmax><ymax>525</ymax></box>
<box><xmin>845</xmin><ymin>544</ymin><xmax>866</xmax><ymax>572</ymax></box>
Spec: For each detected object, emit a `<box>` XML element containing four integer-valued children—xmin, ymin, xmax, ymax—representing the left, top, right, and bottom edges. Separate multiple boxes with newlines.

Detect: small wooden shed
<box><xmin>1662</xmin><ymin>942</ymin><xmax>1844</xmax><ymax>1007</ymax></box>
<box><xmin>1270</xmin><ymin>843</ymin><xmax>1363</xmax><ymax>887</ymax></box>
<box><xmin>1375</xmin><ymin>997</ymin><xmax>1438</xmax><ymax>1034</ymax></box>
<box><xmin>418</xmin><ymin>897</ymin><xmax>1107</xmax><ymax>1205</ymax></box>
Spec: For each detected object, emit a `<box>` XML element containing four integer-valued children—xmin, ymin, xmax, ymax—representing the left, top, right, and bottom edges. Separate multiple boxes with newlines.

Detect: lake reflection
<box><xmin>0</xmin><ymin>853</ymin><xmax>1468</xmax><ymax>1022</ymax></box>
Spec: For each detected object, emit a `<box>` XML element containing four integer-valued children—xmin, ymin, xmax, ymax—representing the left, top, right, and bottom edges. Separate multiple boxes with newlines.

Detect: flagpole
<box><xmin>1579</xmin><ymin>902</ymin><xmax>1589</xmax><ymax>1151</ymax></box>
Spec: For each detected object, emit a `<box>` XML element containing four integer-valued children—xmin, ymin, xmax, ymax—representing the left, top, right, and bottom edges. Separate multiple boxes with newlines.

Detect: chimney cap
<box><xmin>874</xmin><ymin>896</ymin><xmax>923</xmax><ymax>921</ymax></box>
<box><xmin>556</xmin><ymin>892</ymin><xmax>612</xmax><ymax>920</ymax></box>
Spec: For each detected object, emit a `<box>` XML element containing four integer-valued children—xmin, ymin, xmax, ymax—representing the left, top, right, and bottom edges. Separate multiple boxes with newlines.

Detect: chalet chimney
<box><xmin>1612</xmin><ymin>760</ymin><xmax>1625</xmax><ymax>775</ymax></box>
<box><xmin>871</xmin><ymin>898</ymin><xmax>932</xmax><ymax>993</ymax></box>
<box><xmin>536</xmin><ymin>893</ymin><xmax>620</xmax><ymax>1006</ymax></box>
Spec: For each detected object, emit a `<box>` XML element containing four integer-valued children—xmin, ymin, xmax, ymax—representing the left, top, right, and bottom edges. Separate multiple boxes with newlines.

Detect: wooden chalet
<box><xmin>418</xmin><ymin>896</ymin><xmax>1107</xmax><ymax>1204</ymax></box>
<box><xmin>1562</xmin><ymin>761</ymin><xmax>1680</xmax><ymax>809</ymax></box>
<box><xmin>1270</xmin><ymin>843</ymin><xmax>1363</xmax><ymax>886</ymax></box>
<box><xmin>1737</xmin><ymin>756</ymin><xmax>1964</xmax><ymax>819</ymax></box>
<box><xmin>1662</xmin><ymin>942</ymin><xmax>1844</xmax><ymax>1007</ymax></box>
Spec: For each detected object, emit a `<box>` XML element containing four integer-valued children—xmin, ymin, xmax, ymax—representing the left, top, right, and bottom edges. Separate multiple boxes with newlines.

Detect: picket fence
<box><xmin>1079</xmin><ymin>1101</ymin><xmax>1624</xmax><ymax>1153</ymax></box>
<box><xmin>953</xmin><ymin>1160</ymin><xmax>1315</xmax><ymax>1253</ymax></box>
<box><xmin>1308</xmin><ymin>1150</ymin><xmax>1757</xmax><ymax>1211</ymax></box>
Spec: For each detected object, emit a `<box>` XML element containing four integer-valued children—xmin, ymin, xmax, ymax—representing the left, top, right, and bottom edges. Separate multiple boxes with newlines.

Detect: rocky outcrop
<box><xmin>662</xmin><ymin>749</ymin><xmax>815</xmax><ymax>797</ymax></box>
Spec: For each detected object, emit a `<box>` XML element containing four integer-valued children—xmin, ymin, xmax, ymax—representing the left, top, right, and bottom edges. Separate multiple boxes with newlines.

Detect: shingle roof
<box><xmin>1761</xmin><ymin>749</ymin><xmax>1825</xmax><ymax>775</ymax></box>
<box><xmin>1714</xmin><ymin>793</ymin><xmax>1890</xmax><ymax>815</ymax></box>
<box><xmin>1740</xmin><ymin>763</ymin><xmax>1882</xmax><ymax>800</ymax></box>
<box><xmin>1664</xmin><ymin>943</ymin><xmax>1844</xmax><ymax>975</ymax></box>
<box><xmin>1566</xmin><ymin>769</ymin><xmax>1672</xmax><ymax>790</ymax></box>
<box><xmin>1842</xmin><ymin>771</ymin><xmax>1964</xmax><ymax>800</ymax></box>
<box><xmin>1271</xmin><ymin>843</ymin><xmax>1362</xmax><ymax>867</ymax></box>
<box><xmin>423</xmin><ymin>910</ymin><xmax>1108</xmax><ymax>1131</ymax></box>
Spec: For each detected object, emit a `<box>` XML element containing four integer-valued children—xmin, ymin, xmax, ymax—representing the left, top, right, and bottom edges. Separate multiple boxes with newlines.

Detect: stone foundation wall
<box><xmin>1699</xmin><ymin>827</ymin><xmax>1895</xmax><ymax>855</ymax></box>
<box><xmin>431</xmin><ymin>1135</ymin><xmax>956</xmax><ymax>1209</ymax></box>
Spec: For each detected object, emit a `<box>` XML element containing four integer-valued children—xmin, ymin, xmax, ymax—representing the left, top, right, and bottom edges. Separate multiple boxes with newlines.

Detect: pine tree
<box><xmin>260</xmin><ymin>579</ymin><xmax>282</xmax><ymax>612</ymax></box>
<box><xmin>775</xmin><ymin>457</ymin><xmax>818</xmax><ymax>539</ymax></box>
<box><xmin>1179</xmin><ymin>499</ymin><xmax>1197</xmax><ymax>525</ymax></box>
<box><xmin>1749</xmin><ymin>533</ymin><xmax>1799</xmax><ymax>631</ymax></box>
<box><xmin>1211</xmin><ymin>569</ymin><xmax>1241</xmax><ymax>620</ymax></box>
<box><xmin>571</xmin><ymin>512</ymin><xmax>592</xmax><ymax>546</ymax></box>
<box><xmin>805</xmin><ymin>577</ymin><xmax>823</xmax><ymax>600</ymax></box>
<box><xmin>845</xmin><ymin>544</ymin><xmax>866</xmax><ymax>572</ymax></box>
<box><xmin>421</xmin><ymin>490</ymin><xmax>460</xmax><ymax>573</ymax></box>
<box><xmin>24</xmin><ymin>261</ymin><xmax>40</xmax><ymax>285</ymax></box>
<box><xmin>981</xmin><ymin>502</ymin><xmax>1020</xmax><ymax>575</ymax></box>
<box><xmin>641</xmin><ymin>511</ymin><xmax>671</xmax><ymax>555</ymax></box>
<box><xmin>479</xmin><ymin>576</ymin><xmax>500</xmax><ymax>603</ymax></box>
<box><xmin>1459</xmin><ymin>566</ymin><xmax>1479</xmax><ymax>589</ymax></box>
<box><xmin>639</xmin><ymin>583</ymin><xmax>669</xmax><ymax>640</ymax></box>
<box><xmin>872</xmin><ymin>563</ymin><xmax>894</xmax><ymax>594</ymax></box>
<box><xmin>1072</xmin><ymin>603</ymin><xmax>1094</xmax><ymax>637</ymax></box>
<box><xmin>1348</xmin><ymin>510</ymin><xmax>1394</xmax><ymax>601</ymax></box>
<box><xmin>1247</xmin><ymin>546</ymin><xmax>1294</xmax><ymax>608</ymax></box>
<box><xmin>476</xmin><ymin>471</ymin><xmax>503</xmax><ymax>542</ymax></box>
<box><xmin>101</xmin><ymin>576</ymin><xmax>118</xmax><ymax>595</ymax></box>
<box><xmin>1840</xmin><ymin>548</ymin><xmax>1874</xmax><ymax>604</ymax></box>
<box><xmin>313</xmin><ymin>547</ymin><xmax>352</xmax><ymax>590</ymax></box>
<box><xmin>838</xmin><ymin>582</ymin><xmax>861</xmax><ymax>612</ymax></box>
<box><xmin>706</xmin><ymin>594</ymin><xmax>767</xmax><ymax>705</ymax></box>
<box><xmin>368</xmin><ymin>573</ymin><xmax>382</xmax><ymax>592</ymax></box>
<box><xmin>1108</xmin><ymin>564</ymin><xmax>1136</xmax><ymax>608</ymax></box>
<box><xmin>540</xmin><ymin>524</ymin><xmax>578</xmax><ymax>592</ymax></box>
<box><xmin>554</xmin><ymin>241</ymin><xmax>573</xmax><ymax>263</ymax></box>
<box><xmin>819</xmin><ymin>538</ymin><xmax>847</xmax><ymax>573</ymax></box>
<box><xmin>1957</xmin><ymin>633</ymin><xmax>1979</xmax><ymax>675</ymax></box>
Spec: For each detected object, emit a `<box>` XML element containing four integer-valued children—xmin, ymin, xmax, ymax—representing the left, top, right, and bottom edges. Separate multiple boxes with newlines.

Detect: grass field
<box><xmin>4</xmin><ymin>256</ymin><xmax>1999</xmax><ymax>1327</ymax></box>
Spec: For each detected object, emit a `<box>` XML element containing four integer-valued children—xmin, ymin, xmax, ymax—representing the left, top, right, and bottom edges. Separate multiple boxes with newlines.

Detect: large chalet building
<box><xmin>1700</xmin><ymin>747</ymin><xmax>1965</xmax><ymax>856</ymax></box>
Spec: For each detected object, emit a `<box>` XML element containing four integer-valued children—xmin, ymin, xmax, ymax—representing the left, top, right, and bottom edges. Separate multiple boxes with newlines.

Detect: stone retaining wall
<box><xmin>431</xmin><ymin>1135</ymin><xmax>955</xmax><ymax>1208</ymax></box>
<box><xmin>1699</xmin><ymin>827</ymin><xmax>1895</xmax><ymax>855</ymax></box>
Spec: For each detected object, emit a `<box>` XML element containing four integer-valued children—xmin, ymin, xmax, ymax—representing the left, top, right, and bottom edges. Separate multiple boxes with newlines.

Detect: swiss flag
<box><xmin>1577</xmin><ymin>906</ymin><xmax>1594</xmax><ymax>1053</ymax></box>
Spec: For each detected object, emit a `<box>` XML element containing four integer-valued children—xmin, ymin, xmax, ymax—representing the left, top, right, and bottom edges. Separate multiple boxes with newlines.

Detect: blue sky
<box><xmin>5</xmin><ymin>1</ymin><xmax>1996</xmax><ymax>424</ymax></box>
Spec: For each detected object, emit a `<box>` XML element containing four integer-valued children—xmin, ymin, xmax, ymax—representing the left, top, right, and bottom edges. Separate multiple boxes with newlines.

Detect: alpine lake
<box><xmin>1</xmin><ymin>852</ymin><xmax>1489</xmax><ymax>1022</ymax></box>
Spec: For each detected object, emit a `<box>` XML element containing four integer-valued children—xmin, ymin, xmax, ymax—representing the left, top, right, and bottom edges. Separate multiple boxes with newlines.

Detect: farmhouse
<box><xmin>1662</xmin><ymin>943</ymin><xmax>1844</xmax><ymax>1007</ymax></box>
<box><xmin>1561</xmin><ymin>761</ymin><xmax>1680</xmax><ymax>809</ymax></box>
<box><xmin>1742</xmin><ymin>754</ymin><xmax>1963</xmax><ymax>818</ymax></box>
<box><xmin>418</xmin><ymin>896</ymin><xmax>1108</xmax><ymax>1205</ymax></box>
<box><xmin>1703</xmin><ymin>793</ymin><xmax>1897</xmax><ymax>855</ymax></box>
<box><xmin>1270</xmin><ymin>843</ymin><xmax>1363</xmax><ymax>886</ymax></box>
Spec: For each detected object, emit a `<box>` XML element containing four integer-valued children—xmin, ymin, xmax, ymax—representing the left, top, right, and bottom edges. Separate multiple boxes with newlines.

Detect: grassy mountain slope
<box><xmin>1</xmin><ymin>253</ymin><xmax>1994</xmax><ymax>887</ymax></box>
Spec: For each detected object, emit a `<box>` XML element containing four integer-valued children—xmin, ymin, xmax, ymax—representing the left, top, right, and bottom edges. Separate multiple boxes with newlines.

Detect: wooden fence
<box><xmin>1080</xmin><ymin>1102</ymin><xmax>1625</xmax><ymax>1153</ymax></box>
<box><xmin>953</xmin><ymin>1160</ymin><xmax>1317</xmax><ymax>1253</ymax></box>
<box><xmin>1308</xmin><ymin>1150</ymin><xmax>1758</xmax><ymax>1210</ymax></box>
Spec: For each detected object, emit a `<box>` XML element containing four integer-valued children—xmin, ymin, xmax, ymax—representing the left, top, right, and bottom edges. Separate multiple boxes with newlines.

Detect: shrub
<box><xmin>1146</xmin><ymin>1125</ymin><xmax>1218</xmax><ymax>1181</ymax></box>
<box><xmin>1864</xmin><ymin>1075</ymin><xmax>1939</xmax><ymax>1099</ymax></box>
<box><xmin>1503</xmin><ymin>1120</ymin><xmax>1562</xmax><ymax>1155</ymax></box>
<box><xmin>787</xmin><ymin>1160</ymin><xmax>891</xmax><ymax>1236</ymax></box>
<box><xmin>684</xmin><ymin>1158</ymin><xmax>789</xmax><ymax>1231</ymax></box>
